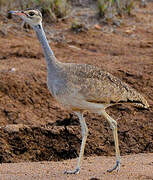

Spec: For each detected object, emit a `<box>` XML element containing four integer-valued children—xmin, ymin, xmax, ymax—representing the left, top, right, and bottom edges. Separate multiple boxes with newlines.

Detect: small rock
<box><xmin>69</xmin><ymin>45</ymin><xmax>81</xmax><ymax>51</ymax></box>
<box><xmin>10</xmin><ymin>68</ymin><xmax>16</xmax><ymax>72</ymax></box>
<box><xmin>4</xmin><ymin>124</ymin><xmax>27</xmax><ymax>133</ymax></box>
<box><xmin>94</xmin><ymin>24</ymin><xmax>102</xmax><ymax>30</ymax></box>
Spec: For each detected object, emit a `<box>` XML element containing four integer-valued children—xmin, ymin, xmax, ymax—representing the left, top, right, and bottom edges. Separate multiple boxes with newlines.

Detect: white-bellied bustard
<box><xmin>10</xmin><ymin>9</ymin><xmax>149</xmax><ymax>174</ymax></box>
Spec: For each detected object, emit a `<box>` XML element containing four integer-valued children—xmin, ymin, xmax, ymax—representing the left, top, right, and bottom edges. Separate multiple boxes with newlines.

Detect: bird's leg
<box><xmin>64</xmin><ymin>112</ymin><xmax>88</xmax><ymax>174</ymax></box>
<box><xmin>102</xmin><ymin>110</ymin><xmax>121</xmax><ymax>173</ymax></box>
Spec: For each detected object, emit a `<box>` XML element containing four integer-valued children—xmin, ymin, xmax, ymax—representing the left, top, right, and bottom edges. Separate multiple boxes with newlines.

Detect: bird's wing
<box><xmin>65</xmin><ymin>63</ymin><xmax>148</xmax><ymax>108</ymax></box>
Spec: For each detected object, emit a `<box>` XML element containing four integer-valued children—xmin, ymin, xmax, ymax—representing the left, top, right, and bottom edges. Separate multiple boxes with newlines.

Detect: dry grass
<box><xmin>97</xmin><ymin>0</ymin><xmax>135</xmax><ymax>20</ymax></box>
<box><xmin>0</xmin><ymin>0</ymin><xmax>70</xmax><ymax>21</ymax></box>
<box><xmin>0</xmin><ymin>0</ymin><xmax>147</xmax><ymax>23</ymax></box>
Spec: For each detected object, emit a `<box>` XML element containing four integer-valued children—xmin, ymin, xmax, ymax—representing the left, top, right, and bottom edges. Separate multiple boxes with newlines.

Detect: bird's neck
<box><xmin>34</xmin><ymin>23</ymin><xmax>58</xmax><ymax>68</ymax></box>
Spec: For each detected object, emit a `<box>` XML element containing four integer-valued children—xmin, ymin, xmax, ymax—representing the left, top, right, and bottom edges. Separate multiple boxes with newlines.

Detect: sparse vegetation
<box><xmin>0</xmin><ymin>0</ymin><xmax>148</xmax><ymax>23</ymax></box>
<box><xmin>0</xmin><ymin>0</ymin><xmax>6</xmax><ymax>7</ymax></box>
<box><xmin>71</xmin><ymin>20</ymin><xmax>88</xmax><ymax>33</ymax></box>
<box><xmin>0</xmin><ymin>0</ymin><xmax>70</xmax><ymax>22</ymax></box>
<box><xmin>33</xmin><ymin>0</ymin><xmax>71</xmax><ymax>21</ymax></box>
<box><xmin>97</xmin><ymin>0</ymin><xmax>135</xmax><ymax>20</ymax></box>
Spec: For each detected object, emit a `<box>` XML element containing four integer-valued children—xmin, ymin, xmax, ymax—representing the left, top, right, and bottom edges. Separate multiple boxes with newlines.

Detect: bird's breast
<box><xmin>47</xmin><ymin>74</ymin><xmax>68</xmax><ymax>98</ymax></box>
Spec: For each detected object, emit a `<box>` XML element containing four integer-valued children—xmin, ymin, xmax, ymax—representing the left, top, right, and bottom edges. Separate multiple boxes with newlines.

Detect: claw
<box><xmin>107</xmin><ymin>160</ymin><xmax>120</xmax><ymax>173</ymax></box>
<box><xmin>64</xmin><ymin>167</ymin><xmax>80</xmax><ymax>174</ymax></box>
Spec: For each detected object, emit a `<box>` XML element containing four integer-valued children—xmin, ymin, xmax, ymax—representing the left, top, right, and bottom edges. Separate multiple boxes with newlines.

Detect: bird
<box><xmin>10</xmin><ymin>9</ymin><xmax>149</xmax><ymax>174</ymax></box>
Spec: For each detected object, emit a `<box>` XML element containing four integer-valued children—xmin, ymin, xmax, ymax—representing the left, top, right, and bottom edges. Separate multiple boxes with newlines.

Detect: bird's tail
<box><xmin>127</xmin><ymin>89</ymin><xmax>149</xmax><ymax>109</ymax></box>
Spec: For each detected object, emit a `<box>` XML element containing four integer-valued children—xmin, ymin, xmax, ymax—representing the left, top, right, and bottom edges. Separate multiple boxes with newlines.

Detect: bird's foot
<box><xmin>64</xmin><ymin>167</ymin><xmax>80</xmax><ymax>174</ymax></box>
<box><xmin>107</xmin><ymin>160</ymin><xmax>120</xmax><ymax>173</ymax></box>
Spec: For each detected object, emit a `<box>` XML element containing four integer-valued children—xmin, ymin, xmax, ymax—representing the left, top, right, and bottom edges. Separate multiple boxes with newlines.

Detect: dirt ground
<box><xmin>0</xmin><ymin>1</ymin><xmax>153</xmax><ymax>179</ymax></box>
<box><xmin>0</xmin><ymin>153</ymin><xmax>152</xmax><ymax>180</ymax></box>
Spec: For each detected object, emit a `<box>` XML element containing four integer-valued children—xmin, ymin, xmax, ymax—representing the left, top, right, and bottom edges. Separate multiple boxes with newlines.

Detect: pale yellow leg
<box><xmin>64</xmin><ymin>112</ymin><xmax>88</xmax><ymax>174</ymax></box>
<box><xmin>102</xmin><ymin>110</ymin><xmax>121</xmax><ymax>172</ymax></box>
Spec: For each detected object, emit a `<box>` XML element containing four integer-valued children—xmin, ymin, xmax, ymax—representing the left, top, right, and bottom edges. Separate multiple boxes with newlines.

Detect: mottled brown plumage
<box><xmin>48</xmin><ymin>62</ymin><xmax>149</xmax><ymax>111</ymax></box>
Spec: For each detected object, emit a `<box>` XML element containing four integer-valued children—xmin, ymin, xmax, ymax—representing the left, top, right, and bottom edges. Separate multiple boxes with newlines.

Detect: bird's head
<box><xmin>10</xmin><ymin>9</ymin><xmax>42</xmax><ymax>28</ymax></box>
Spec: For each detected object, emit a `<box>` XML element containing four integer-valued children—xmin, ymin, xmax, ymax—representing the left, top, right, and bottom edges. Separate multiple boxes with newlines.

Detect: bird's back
<box><xmin>51</xmin><ymin>63</ymin><xmax>149</xmax><ymax>110</ymax></box>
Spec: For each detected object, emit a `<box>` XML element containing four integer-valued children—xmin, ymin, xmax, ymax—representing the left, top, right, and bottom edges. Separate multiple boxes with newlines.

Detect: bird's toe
<box><xmin>107</xmin><ymin>160</ymin><xmax>120</xmax><ymax>173</ymax></box>
<box><xmin>64</xmin><ymin>167</ymin><xmax>80</xmax><ymax>174</ymax></box>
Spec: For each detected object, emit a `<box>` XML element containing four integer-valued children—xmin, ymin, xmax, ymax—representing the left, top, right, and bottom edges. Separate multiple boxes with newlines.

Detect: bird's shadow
<box><xmin>54</xmin><ymin>113</ymin><xmax>79</xmax><ymax>127</ymax></box>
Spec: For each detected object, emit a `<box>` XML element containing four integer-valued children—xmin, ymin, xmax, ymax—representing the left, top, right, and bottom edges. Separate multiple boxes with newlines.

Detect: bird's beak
<box><xmin>9</xmin><ymin>10</ymin><xmax>26</xmax><ymax>16</ymax></box>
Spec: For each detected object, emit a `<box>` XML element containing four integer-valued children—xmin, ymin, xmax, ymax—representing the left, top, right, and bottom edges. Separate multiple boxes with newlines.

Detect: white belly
<box><xmin>55</xmin><ymin>94</ymin><xmax>110</xmax><ymax>113</ymax></box>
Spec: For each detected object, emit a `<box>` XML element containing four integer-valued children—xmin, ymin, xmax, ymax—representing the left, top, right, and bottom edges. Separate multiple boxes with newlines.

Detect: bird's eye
<box><xmin>28</xmin><ymin>12</ymin><xmax>35</xmax><ymax>16</ymax></box>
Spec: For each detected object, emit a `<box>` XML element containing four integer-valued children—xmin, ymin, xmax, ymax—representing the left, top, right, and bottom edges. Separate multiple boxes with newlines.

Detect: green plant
<box><xmin>0</xmin><ymin>0</ymin><xmax>70</xmax><ymax>22</ymax></box>
<box><xmin>98</xmin><ymin>0</ymin><xmax>108</xmax><ymax>17</ymax></box>
<box><xmin>0</xmin><ymin>0</ymin><xmax>5</xmax><ymax>7</ymax></box>
<box><xmin>124</xmin><ymin>0</ymin><xmax>134</xmax><ymax>15</ymax></box>
<box><xmin>98</xmin><ymin>0</ymin><xmax>135</xmax><ymax>20</ymax></box>
<box><xmin>71</xmin><ymin>19</ymin><xmax>88</xmax><ymax>33</ymax></box>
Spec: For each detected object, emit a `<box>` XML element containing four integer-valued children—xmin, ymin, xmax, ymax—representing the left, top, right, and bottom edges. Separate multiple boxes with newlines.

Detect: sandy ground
<box><xmin>0</xmin><ymin>153</ymin><xmax>152</xmax><ymax>180</ymax></box>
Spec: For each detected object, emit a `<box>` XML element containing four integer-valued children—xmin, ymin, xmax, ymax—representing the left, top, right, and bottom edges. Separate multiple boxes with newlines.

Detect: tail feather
<box><xmin>127</xmin><ymin>89</ymin><xmax>149</xmax><ymax>109</ymax></box>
